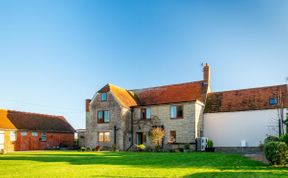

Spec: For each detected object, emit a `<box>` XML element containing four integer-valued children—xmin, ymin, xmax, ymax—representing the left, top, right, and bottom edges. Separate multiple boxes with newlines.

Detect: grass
<box><xmin>0</xmin><ymin>151</ymin><xmax>287</xmax><ymax>178</ymax></box>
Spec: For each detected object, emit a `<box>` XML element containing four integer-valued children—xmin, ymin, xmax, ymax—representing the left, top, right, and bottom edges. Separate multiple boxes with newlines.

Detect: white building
<box><xmin>204</xmin><ymin>85</ymin><xmax>287</xmax><ymax>151</ymax></box>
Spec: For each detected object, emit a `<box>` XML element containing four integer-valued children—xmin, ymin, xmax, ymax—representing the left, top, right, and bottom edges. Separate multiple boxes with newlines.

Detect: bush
<box><xmin>112</xmin><ymin>144</ymin><xmax>119</xmax><ymax>152</ymax></box>
<box><xmin>95</xmin><ymin>146</ymin><xmax>102</xmax><ymax>151</ymax></box>
<box><xmin>149</xmin><ymin>127</ymin><xmax>165</xmax><ymax>150</ymax></box>
<box><xmin>136</xmin><ymin>144</ymin><xmax>145</xmax><ymax>151</ymax></box>
<box><xmin>264</xmin><ymin>141</ymin><xmax>288</xmax><ymax>165</ymax></box>
<box><xmin>80</xmin><ymin>147</ymin><xmax>86</xmax><ymax>152</ymax></box>
<box><xmin>0</xmin><ymin>149</ymin><xmax>7</xmax><ymax>155</ymax></box>
<box><xmin>264</xmin><ymin>135</ymin><xmax>279</xmax><ymax>144</ymax></box>
<box><xmin>207</xmin><ymin>140</ymin><xmax>214</xmax><ymax>148</ymax></box>
<box><xmin>259</xmin><ymin>142</ymin><xmax>264</xmax><ymax>152</ymax></box>
<box><xmin>280</xmin><ymin>134</ymin><xmax>288</xmax><ymax>145</ymax></box>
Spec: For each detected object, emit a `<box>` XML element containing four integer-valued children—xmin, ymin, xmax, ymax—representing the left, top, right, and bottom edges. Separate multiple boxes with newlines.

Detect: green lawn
<box><xmin>0</xmin><ymin>151</ymin><xmax>287</xmax><ymax>178</ymax></box>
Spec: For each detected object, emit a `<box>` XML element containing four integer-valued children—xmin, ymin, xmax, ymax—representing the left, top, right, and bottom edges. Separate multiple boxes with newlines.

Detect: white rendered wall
<box><xmin>204</xmin><ymin>109</ymin><xmax>285</xmax><ymax>147</ymax></box>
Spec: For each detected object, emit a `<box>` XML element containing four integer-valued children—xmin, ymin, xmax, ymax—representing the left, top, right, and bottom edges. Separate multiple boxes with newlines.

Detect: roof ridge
<box><xmin>209</xmin><ymin>84</ymin><xmax>287</xmax><ymax>94</ymax></box>
<box><xmin>0</xmin><ymin>108</ymin><xmax>65</xmax><ymax>119</ymax></box>
<box><xmin>130</xmin><ymin>80</ymin><xmax>204</xmax><ymax>91</ymax></box>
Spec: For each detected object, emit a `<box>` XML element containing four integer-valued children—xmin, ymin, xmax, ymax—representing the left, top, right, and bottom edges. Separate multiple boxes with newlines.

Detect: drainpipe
<box><xmin>114</xmin><ymin>125</ymin><xmax>117</xmax><ymax>145</ymax></box>
<box><xmin>127</xmin><ymin>108</ymin><xmax>134</xmax><ymax>150</ymax></box>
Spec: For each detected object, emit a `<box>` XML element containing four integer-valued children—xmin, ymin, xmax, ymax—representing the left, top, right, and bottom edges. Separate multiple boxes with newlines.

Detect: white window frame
<box><xmin>10</xmin><ymin>131</ymin><xmax>17</xmax><ymax>141</ymax></box>
<box><xmin>21</xmin><ymin>131</ymin><xmax>28</xmax><ymax>136</ymax></box>
<box><xmin>32</xmin><ymin>131</ymin><xmax>38</xmax><ymax>137</ymax></box>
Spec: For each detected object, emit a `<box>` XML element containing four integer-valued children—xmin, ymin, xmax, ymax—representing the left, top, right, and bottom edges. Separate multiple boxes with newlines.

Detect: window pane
<box><xmin>104</xmin><ymin>111</ymin><xmax>109</xmax><ymax>122</ymax></box>
<box><xmin>104</xmin><ymin>132</ymin><xmax>110</xmax><ymax>142</ymax></box>
<box><xmin>32</xmin><ymin>132</ymin><xmax>38</xmax><ymax>137</ymax></box>
<box><xmin>141</xmin><ymin>108</ymin><xmax>146</xmax><ymax>119</ymax></box>
<box><xmin>170</xmin><ymin>106</ymin><xmax>176</xmax><ymax>118</ymax></box>
<box><xmin>146</xmin><ymin>108</ymin><xmax>151</xmax><ymax>119</ymax></box>
<box><xmin>10</xmin><ymin>131</ymin><xmax>17</xmax><ymax>141</ymax></box>
<box><xmin>101</xmin><ymin>93</ymin><xmax>107</xmax><ymax>101</ymax></box>
<box><xmin>169</xmin><ymin>131</ymin><xmax>176</xmax><ymax>143</ymax></box>
<box><xmin>177</xmin><ymin>106</ymin><xmax>183</xmax><ymax>118</ymax></box>
<box><xmin>21</xmin><ymin>131</ymin><xmax>27</xmax><ymax>136</ymax></box>
<box><xmin>41</xmin><ymin>132</ymin><xmax>47</xmax><ymax>141</ymax></box>
<box><xmin>98</xmin><ymin>111</ymin><xmax>103</xmax><ymax>119</ymax></box>
<box><xmin>98</xmin><ymin>132</ymin><xmax>104</xmax><ymax>142</ymax></box>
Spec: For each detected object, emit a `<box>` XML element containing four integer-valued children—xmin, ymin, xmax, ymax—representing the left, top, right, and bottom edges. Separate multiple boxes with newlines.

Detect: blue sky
<box><xmin>0</xmin><ymin>0</ymin><xmax>287</xmax><ymax>129</ymax></box>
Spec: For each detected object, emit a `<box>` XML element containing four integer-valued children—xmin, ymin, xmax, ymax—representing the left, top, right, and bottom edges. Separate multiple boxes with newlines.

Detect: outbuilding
<box><xmin>0</xmin><ymin>109</ymin><xmax>75</xmax><ymax>152</ymax></box>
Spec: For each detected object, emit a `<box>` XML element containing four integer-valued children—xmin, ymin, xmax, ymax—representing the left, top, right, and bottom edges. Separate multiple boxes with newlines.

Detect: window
<box><xmin>98</xmin><ymin>131</ymin><xmax>110</xmax><ymax>142</ymax></box>
<box><xmin>10</xmin><ymin>131</ymin><xmax>17</xmax><ymax>141</ymax></box>
<box><xmin>41</xmin><ymin>132</ymin><xmax>47</xmax><ymax>141</ymax></box>
<box><xmin>101</xmin><ymin>93</ymin><xmax>107</xmax><ymax>101</ymax></box>
<box><xmin>269</xmin><ymin>98</ymin><xmax>278</xmax><ymax>105</ymax></box>
<box><xmin>141</xmin><ymin>107</ymin><xmax>151</xmax><ymax>120</ymax></box>
<box><xmin>97</xmin><ymin>110</ymin><xmax>110</xmax><ymax>123</ymax></box>
<box><xmin>169</xmin><ymin>130</ymin><xmax>176</xmax><ymax>143</ymax></box>
<box><xmin>32</xmin><ymin>131</ymin><xmax>38</xmax><ymax>137</ymax></box>
<box><xmin>21</xmin><ymin>131</ymin><xmax>28</xmax><ymax>136</ymax></box>
<box><xmin>171</xmin><ymin>105</ymin><xmax>183</xmax><ymax>119</ymax></box>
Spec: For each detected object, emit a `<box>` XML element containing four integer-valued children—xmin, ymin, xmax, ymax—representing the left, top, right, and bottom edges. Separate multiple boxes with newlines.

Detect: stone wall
<box><xmin>132</xmin><ymin>101</ymin><xmax>203</xmax><ymax>149</ymax></box>
<box><xmin>86</xmin><ymin>91</ymin><xmax>130</xmax><ymax>150</ymax></box>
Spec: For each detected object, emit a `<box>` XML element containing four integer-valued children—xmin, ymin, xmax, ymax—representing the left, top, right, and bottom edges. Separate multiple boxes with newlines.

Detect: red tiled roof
<box><xmin>205</xmin><ymin>84</ymin><xmax>288</xmax><ymax>113</ymax></box>
<box><xmin>0</xmin><ymin>109</ymin><xmax>75</xmax><ymax>133</ymax></box>
<box><xmin>131</xmin><ymin>81</ymin><xmax>209</xmax><ymax>106</ymax></box>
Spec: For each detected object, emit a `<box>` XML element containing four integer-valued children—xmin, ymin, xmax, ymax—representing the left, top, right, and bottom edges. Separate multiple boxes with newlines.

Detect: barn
<box><xmin>0</xmin><ymin>109</ymin><xmax>75</xmax><ymax>152</ymax></box>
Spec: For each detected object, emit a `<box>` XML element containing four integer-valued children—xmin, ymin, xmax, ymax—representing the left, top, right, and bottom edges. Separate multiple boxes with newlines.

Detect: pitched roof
<box><xmin>0</xmin><ymin>109</ymin><xmax>75</xmax><ymax>133</ymax></box>
<box><xmin>131</xmin><ymin>81</ymin><xmax>209</xmax><ymax>106</ymax></box>
<box><xmin>98</xmin><ymin>84</ymin><xmax>138</xmax><ymax>108</ymax></box>
<box><xmin>96</xmin><ymin>81</ymin><xmax>209</xmax><ymax>108</ymax></box>
<box><xmin>205</xmin><ymin>84</ymin><xmax>288</xmax><ymax>113</ymax></box>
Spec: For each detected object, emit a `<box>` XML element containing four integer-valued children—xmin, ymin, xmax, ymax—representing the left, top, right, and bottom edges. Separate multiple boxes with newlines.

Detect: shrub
<box><xmin>0</xmin><ymin>149</ymin><xmax>7</xmax><ymax>155</ymax></box>
<box><xmin>264</xmin><ymin>135</ymin><xmax>279</xmax><ymax>144</ymax></box>
<box><xmin>95</xmin><ymin>146</ymin><xmax>102</xmax><ymax>151</ymax></box>
<box><xmin>207</xmin><ymin>140</ymin><xmax>214</xmax><ymax>148</ymax></box>
<box><xmin>184</xmin><ymin>144</ymin><xmax>190</xmax><ymax>150</ymax></box>
<box><xmin>136</xmin><ymin>144</ymin><xmax>145</xmax><ymax>151</ymax></box>
<box><xmin>112</xmin><ymin>144</ymin><xmax>119</xmax><ymax>152</ymax></box>
<box><xmin>280</xmin><ymin>134</ymin><xmax>288</xmax><ymax>145</ymax></box>
<box><xmin>149</xmin><ymin>127</ymin><xmax>165</xmax><ymax>150</ymax></box>
<box><xmin>259</xmin><ymin>142</ymin><xmax>264</xmax><ymax>152</ymax></box>
<box><xmin>80</xmin><ymin>147</ymin><xmax>86</xmax><ymax>152</ymax></box>
<box><xmin>264</xmin><ymin>141</ymin><xmax>288</xmax><ymax>165</ymax></box>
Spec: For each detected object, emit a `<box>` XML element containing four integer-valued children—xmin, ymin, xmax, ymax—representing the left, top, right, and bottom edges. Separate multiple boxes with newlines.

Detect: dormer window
<box><xmin>269</xmin><ymin>98</ymin><xmax>278</xmax><ymax>105</ymax></box>
<box><xmin>101</xmin><ymin>93</ymin><xmax>107</xmax><ymax>101</ymax></box>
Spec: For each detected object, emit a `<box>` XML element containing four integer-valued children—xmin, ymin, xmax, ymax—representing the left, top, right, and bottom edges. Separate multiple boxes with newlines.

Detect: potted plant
<box><xmin>205</xmin><ymin>139</ymin><xmax>215</xmax><ymax>152</ymax></box>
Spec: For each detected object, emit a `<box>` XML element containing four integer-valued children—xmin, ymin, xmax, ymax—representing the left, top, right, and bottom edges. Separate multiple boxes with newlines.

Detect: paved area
<box><xmin>244</xmin><ymin>153</ymin><xmax>269</xmax><ymax>164</ymax></box>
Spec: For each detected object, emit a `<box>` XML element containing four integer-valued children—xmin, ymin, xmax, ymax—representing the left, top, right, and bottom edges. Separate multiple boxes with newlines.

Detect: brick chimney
<box><xmin>85</xmin><ymin>99</ymin><xmax>91</xmax><ymax>112</ymax></box>
<box><xmin>203</xmin><ymin>63</ymin><xmax>211</xmax><ymax>91</ymax></box>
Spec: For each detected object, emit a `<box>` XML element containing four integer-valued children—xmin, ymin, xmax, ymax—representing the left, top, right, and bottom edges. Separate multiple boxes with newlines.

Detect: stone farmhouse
<box><xmin>0</xmin><ymin>109</ymin><xmax>75</xmax><ymax>152</ymax></box>
<box><xmin>85</xmin><ymin>64</ymin><xmax>287</xmax><ymax>151</ymax></box>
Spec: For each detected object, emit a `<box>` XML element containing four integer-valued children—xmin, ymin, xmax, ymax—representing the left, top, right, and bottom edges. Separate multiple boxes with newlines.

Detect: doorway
<box><xmin>136</xmin><ymin>132</ymin><xmax>144</xmax><ymax>145</ymax></box>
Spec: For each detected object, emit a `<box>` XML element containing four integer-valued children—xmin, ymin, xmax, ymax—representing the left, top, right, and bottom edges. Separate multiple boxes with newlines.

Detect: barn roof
<box><xmin>204</xmin><ymin>84</ymin><xmax>288</xmax><ymax>113</ymax></box>
<box><xmin>0</xmin><ymin>109</ymin><xmax>75</xmax><ymax>133</ymax></box>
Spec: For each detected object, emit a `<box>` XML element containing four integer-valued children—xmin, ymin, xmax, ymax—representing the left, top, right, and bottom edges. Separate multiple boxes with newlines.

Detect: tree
<box><xmin>149</xmin><ymin>127</ymin><xmax>165</xmax><ymax>150</ymax></box>
<box><xmin>269</xmin><ymin>84</ymin><xmax>287</xmax><ymax>137</ymax></box>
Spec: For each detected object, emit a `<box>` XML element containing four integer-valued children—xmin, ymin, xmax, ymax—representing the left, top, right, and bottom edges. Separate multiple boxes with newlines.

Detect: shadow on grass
<box><xmin>0</xmin><ymin>151</ymin><xmax>287</xmax><ymax>173</ymax></box>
